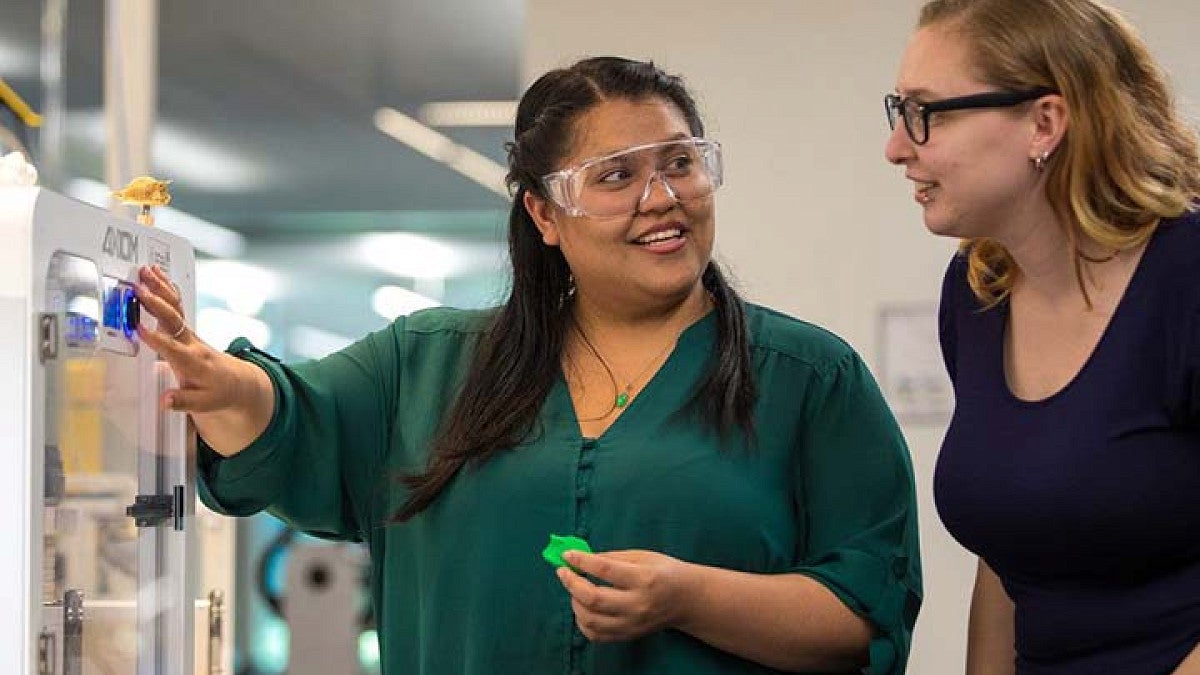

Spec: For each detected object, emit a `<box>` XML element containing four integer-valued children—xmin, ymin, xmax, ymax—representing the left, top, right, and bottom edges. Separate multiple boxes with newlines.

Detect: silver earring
<box><xmin>1033</xmin><ymin>150</ymin><xmax>1051</xmax><ymax>172</ymax></box>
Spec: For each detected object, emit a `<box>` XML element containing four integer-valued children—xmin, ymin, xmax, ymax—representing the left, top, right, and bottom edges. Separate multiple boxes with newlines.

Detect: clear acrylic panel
<box><xmin>40</xmin><ymin>250</ymin><xmax>180</xmax><ymax>674</ymax></box>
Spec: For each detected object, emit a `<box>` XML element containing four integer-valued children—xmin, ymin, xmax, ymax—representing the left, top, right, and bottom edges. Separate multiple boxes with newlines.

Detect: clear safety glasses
<box><xmin>540</xmin><ymin>137</ymin><xmax>723</xmax><ymax>218</ymax></box>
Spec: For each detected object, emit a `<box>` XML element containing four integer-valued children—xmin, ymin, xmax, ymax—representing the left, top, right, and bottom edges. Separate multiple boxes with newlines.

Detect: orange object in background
<box><xmin>59</xmin><ymin>358</ymin><xmax>106</xmax><ymax>475</ymax></box>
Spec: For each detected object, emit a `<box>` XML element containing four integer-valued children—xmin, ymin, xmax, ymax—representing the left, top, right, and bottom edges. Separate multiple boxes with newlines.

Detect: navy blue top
<box><xmin>934</xmin><ymin>210</ymin><xmax>1200</xmax><ymax>674</ymax></box>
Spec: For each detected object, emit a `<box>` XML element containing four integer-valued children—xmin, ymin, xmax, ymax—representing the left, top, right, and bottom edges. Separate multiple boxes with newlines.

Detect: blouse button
<box><xmin>575</xmin><ymin>486</ymin><xmax>590</xmax><ymax>500</ymax></box>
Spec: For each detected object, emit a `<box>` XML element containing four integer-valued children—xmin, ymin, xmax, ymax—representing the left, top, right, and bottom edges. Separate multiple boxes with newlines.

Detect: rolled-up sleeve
<box><xmin>790</xmin><ymin>352</ymin><xmax>922</xmax><ymax>674</ymax></box>
<box><xmin>197</xmin><ymin>321</ymin><xmax>403</xmax><ymax>542</ymax></box>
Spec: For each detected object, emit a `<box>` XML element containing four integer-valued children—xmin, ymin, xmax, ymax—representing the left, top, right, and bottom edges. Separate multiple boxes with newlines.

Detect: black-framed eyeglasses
<box><xmin>884</xmin><ymin>88</ymin><xmax>1056</xmax><ymax>145</ymax></box>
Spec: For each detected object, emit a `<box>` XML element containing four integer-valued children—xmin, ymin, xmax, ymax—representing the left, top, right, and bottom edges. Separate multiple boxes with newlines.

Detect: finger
<box><xmin>137</xmin><ymin>321</ymin><xmax>191</xmax><ymax>362</ymax></box>
<box><xmin>571</xmin><ymin>604</ymin><xmax>602</xmax><ymax>642</ymax></box>
<box><xmin>564</xmin><ymin>551</ymin><xmax>643</xmax><ymax>590</ymax></box>
<box><xmin>138</xmin><ymin>270</ymin><xmax>185</xmax><ymax>327</ymax></box>
<box><xmin>134</xmin><ymin>279</ymin><xmax>180</xmax><ymax>321</ymax></box>
<box><xmin>143</xmin><ymin>265</ymin><xmax>183</xmax><ymax>310</ymax></box>
<box><xmin>160</xmin><ymin>388</ymin><xmax>225</xmax><ymax>414</ymax></box>
<box><xmin>570</xmin><ymin>600</ymin><xmax>628</xmax><ymax>643</ymax></box>
<box><xmin>557</xmin><ymin>566</ymin><xmax>627</xmax><ymax>616</ymax></box>
<box><xmin>135</xmin><ymin>283</ymin><xmax>189</xmax><ymax>340</ymax></box>
<box><xmin>139</xmin><ymin>266</ymin><xmax>178</xmax><ymax>308</ymax></box>
<box><xmin>556</xmin><ymin>565</ymin><xmax>594</xmax><ymax>598</ymax></box>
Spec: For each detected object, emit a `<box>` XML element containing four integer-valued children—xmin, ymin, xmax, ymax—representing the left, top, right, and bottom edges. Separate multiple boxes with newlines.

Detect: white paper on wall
<box><xmin>877</xmin><ymin>303</ymin><xmax>954</xmax><ymax>425</ymax></box>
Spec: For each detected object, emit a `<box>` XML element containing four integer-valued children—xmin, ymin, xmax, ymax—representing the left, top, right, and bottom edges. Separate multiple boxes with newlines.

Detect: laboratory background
<box><xmin>1</xmin><ymin>1</ymin><xmax>1196</xmax><ymax>673</ymax></box>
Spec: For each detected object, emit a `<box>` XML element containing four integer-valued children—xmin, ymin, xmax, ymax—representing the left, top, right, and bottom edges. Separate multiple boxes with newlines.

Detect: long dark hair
<box><xmin>392</xmin><ymin>57</ymin><xmax>755</xmax><ymax>522</ymax></box>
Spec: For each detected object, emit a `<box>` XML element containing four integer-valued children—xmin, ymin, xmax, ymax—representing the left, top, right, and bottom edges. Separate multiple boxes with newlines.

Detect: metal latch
<box><xmin>63</xmin><ymin>590</ymin><xmax>82</xmax><ymax>675</ymax></box>
<box><xmin>125</xmin><ymin>485</ymin><xmax>185</xmax><ymax>530</ymax></box>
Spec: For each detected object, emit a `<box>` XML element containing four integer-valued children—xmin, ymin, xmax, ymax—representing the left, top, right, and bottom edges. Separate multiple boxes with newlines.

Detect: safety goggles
<box><xmin>540</xmin><ymin>137</ymin><xmax>723</xmax><ymax>218</ymax></box>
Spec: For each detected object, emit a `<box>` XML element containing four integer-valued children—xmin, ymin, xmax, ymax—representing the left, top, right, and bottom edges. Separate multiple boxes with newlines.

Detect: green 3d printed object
<box><xmin>541</xmin><ymin>534</ymin><xmax>593</xmax><ymax>569</ymax></box>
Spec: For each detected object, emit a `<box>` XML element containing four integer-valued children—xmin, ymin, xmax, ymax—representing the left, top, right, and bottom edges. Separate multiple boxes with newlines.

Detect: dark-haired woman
<box><xmin>138</xmin><ymin>56</ymin><xmax>921</xmax><ymax>674</ymax></box>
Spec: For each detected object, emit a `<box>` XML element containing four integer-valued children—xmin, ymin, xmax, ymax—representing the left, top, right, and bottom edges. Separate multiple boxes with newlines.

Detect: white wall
<box><xmin>523</xmin><ymin>2</ymin><xmax>1200</xmax><ymax>672</ymax></box>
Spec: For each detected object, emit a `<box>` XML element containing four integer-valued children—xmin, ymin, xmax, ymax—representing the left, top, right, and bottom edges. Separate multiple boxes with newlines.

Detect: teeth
<box><xmin>915</xmin><ymin>182</ymin><xmax>936</xmax><ymax>205</ymax></box>
<box><xmin>637</xmin><ymin>228</ymin><xmax>682</xmax><ymax>244</ymax></box>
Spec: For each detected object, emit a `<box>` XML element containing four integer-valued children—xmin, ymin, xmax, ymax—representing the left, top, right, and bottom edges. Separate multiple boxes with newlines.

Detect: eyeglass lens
<box><xmin>885</xmin><ymin>95</ymin><xmax>926</xmax><ymax>144</ymax></box>
<box><xmin>574</xmin><ymin>141</ymin><xmax>717</xmax><ymax>217</ymax></box>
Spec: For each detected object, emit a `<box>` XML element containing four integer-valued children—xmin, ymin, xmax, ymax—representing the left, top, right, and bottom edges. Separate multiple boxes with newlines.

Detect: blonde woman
<box><xmin>884</xmin><ymin>0</ymin><xmax>1200</xmax><ymax>673</ymax></box>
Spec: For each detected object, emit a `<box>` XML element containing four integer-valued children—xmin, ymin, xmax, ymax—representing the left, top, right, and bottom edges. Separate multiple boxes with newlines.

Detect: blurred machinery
<box><xmin>254</xmin><ymin>527</ymin><xmax>377</xmax><ymax>675</ymax></box>
<box><xmin>284</xmin><ymin>538</ymin><xmax>373</xmax><ymax>675</ymax></box>
<box><xmin>0</xmin><ymin>185</ymin><xmax>233</xmax><ymax>674</ymax></box>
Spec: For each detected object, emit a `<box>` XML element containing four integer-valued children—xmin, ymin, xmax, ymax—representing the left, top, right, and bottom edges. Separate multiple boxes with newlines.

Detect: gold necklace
<box><xmin>570</xmin><ymin>318</ymin><xmax>679</xmax><ymax>420</ymax></box>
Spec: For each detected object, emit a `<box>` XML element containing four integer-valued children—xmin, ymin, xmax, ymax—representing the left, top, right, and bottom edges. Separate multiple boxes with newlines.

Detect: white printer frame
<box><xmin>0</xmin><ymin>186</ymin><xmax>198</xmax><ymax>674</ymax></box>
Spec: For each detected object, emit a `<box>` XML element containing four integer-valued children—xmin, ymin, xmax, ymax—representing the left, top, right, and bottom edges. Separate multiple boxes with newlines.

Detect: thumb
<box><xmin>161</xmin><ymin>388</ymin><xmax>225</xmax><ymax>413</ymax></box>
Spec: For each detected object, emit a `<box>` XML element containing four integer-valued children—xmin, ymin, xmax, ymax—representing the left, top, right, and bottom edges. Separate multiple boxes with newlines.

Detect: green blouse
<box><xmin>198</xmin><ymin>303</ymin><xmax>922</xmax><ymax>674</ymax></box>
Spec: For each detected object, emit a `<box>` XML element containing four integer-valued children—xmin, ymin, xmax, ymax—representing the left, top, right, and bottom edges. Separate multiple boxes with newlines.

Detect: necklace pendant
<box><xmin>614</xmin><ymin>392</ymin><xmax>630</xmax><ymax>408</ymax></box>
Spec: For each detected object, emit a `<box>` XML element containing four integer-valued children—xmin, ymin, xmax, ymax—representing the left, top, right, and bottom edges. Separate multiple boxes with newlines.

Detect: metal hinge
<box><xmin>39</xmin><ymin>313</ymin><xmax>58</xmax><ymax>363</ymax></box>
<box><xmin>125</xmin><ymin>485</ymin><xmax>185</xmax><ymax>530</ymax></box>
<box><xmin>208</xmin><ymin>589</ymin><xmax>225</xmax><ymax>675</ymax></box>
<box><xmin>37</xmin><ymin>628</ymin><xmax>56</xmax><ymax>675</ymax></box>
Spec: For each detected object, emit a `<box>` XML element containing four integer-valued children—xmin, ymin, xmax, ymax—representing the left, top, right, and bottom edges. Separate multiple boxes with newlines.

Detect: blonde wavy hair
<box><xmin>918</xmin><ymin>0</ymin><xmax>1200</xmax><ymax>306</ymax></box>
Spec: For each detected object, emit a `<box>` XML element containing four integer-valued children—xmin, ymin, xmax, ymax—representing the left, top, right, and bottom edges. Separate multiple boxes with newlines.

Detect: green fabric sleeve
<box><xmin>789</xmin><ymin>352</ymin><xmax>922</xmax><ymax>675</ymax></box>
<box><xmin>195</xmin><ymin>339</ymin><xmax>290</xmax><ymax>516</ymax></box>
<box><xmin>197</xmin><ymin>321</ymin><xmax>405</xmax><ymax>542</ymax></box>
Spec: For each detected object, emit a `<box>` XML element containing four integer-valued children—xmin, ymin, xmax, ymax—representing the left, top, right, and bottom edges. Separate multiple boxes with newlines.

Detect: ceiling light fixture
<box><xmin>371</xmin><ymin>285</ymin><xmax>439</xmax><ymax>320</ymax></box>
<box><xmin>196</xmin><ymin>259</ymin><xmax>277</xmax><ymax>316</ymax></box>
<box><xmin>358</xmin><ymin>231</ymin><xmax>461</xmax><ymax>280</ymax></box>
<box><xmin>418</xmin><ymin>101</ymin><xmax>517</xmax><ymax>128</ymax></box>
<box><xmin>373</xmin><ymin>107</ymin><xmax>507</xmax><ymax>197</ymax></box>
<box><xmin>0</xmin><ymin>40</ymin><xmax>38</xmax><ymax>78</ymax></box>
<box><xmin>197</xmin><ymin>306</ymin><xmax>271</xmax><ymax>351</ymax></box>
